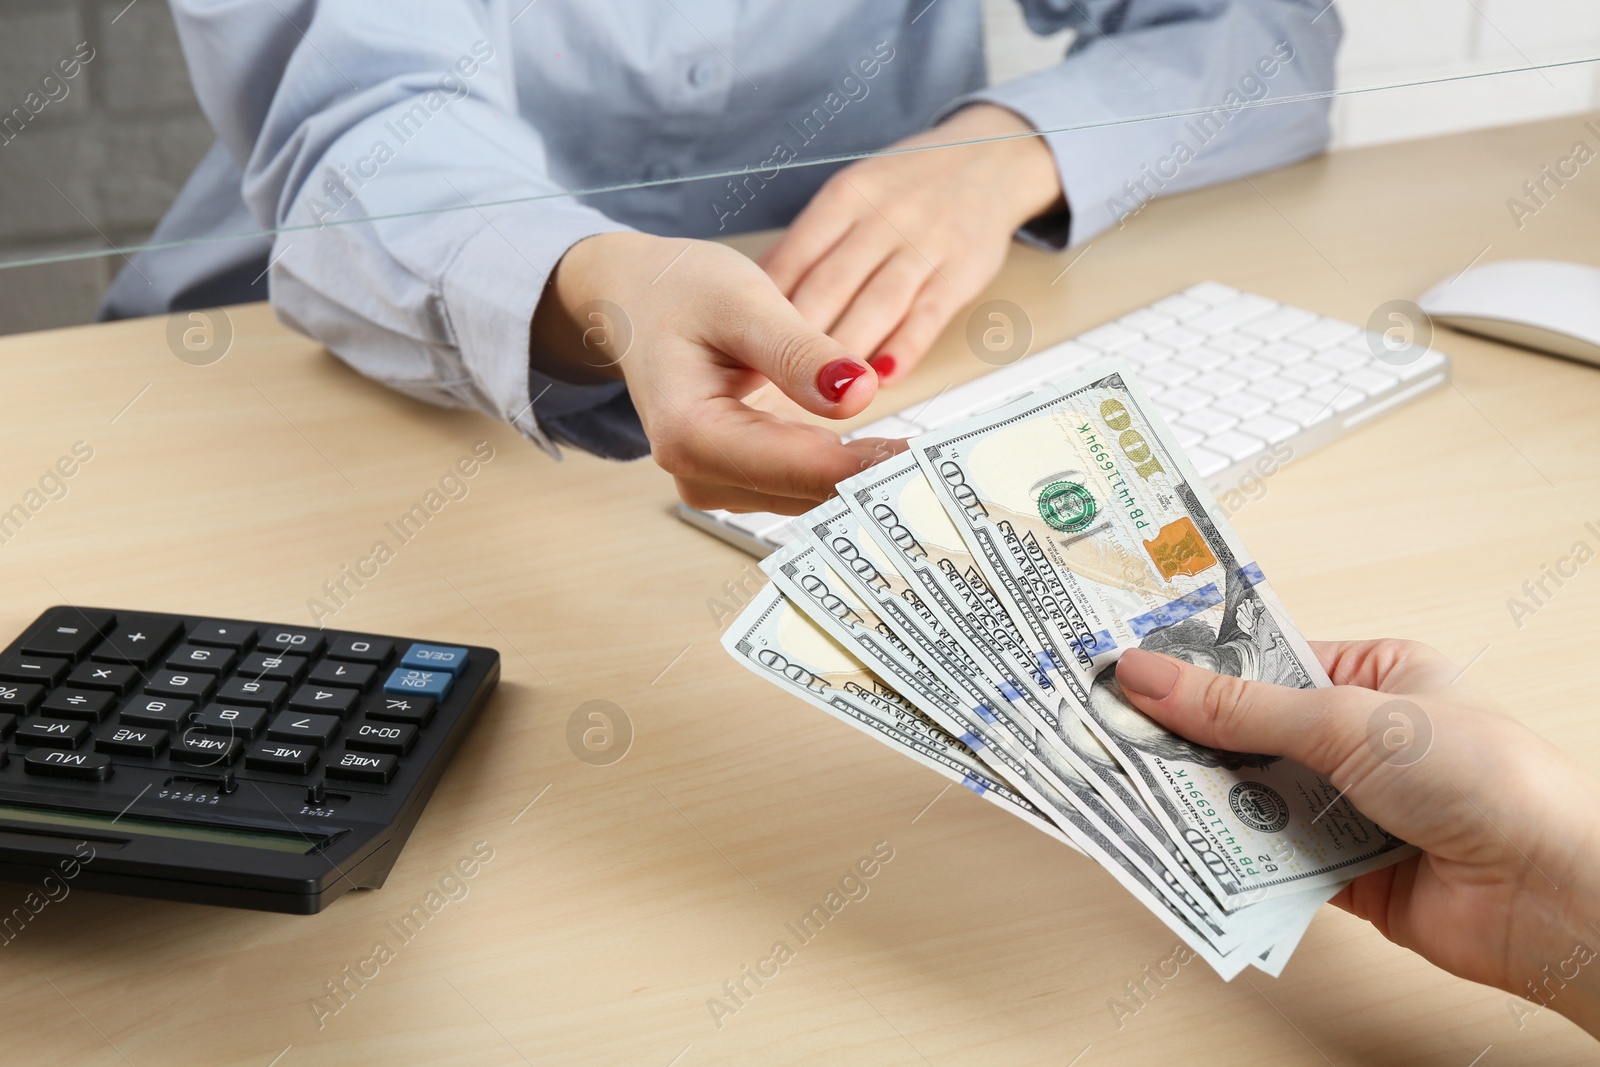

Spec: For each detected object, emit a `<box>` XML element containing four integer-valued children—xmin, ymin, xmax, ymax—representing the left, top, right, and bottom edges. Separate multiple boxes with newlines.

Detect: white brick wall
<box><xmin>982</xmin><ymin>0</ymin><xmax>1600</xmax><ymax>147</ymax></box>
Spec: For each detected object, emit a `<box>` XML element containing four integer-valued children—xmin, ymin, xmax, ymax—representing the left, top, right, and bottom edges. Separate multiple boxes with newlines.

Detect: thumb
<box><xmin>1114</xmin><ymin>647</ymin><xmax>1385</xmax><ymax>779</ymax></box>
<box><xmin>714</xmin><ymin>287</ymin><xmax>879</xmax><ymax>419</ymax></box>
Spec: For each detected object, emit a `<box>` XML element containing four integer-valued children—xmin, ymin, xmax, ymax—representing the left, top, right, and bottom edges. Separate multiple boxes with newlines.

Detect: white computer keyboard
<box><xmin>680</xmin><ymin>282</ymin><xmax>1451</xmax><ymax>556</ymax></box>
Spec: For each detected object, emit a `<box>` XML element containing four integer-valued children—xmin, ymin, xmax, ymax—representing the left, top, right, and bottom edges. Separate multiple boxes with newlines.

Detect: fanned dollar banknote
<box><xmin>720</xmin><ymin>357</ymin><xmax>1412</xmax><ymax>978</ymax></box>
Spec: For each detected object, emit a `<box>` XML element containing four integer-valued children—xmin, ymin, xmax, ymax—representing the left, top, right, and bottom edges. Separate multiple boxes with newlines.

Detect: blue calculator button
<box><xmin>399</xmin><ymin>643</ymin><xmax>469</xmax><ymax>675</ymax></box>
<box><xmin>383</xmin><ymin>668</ymin><xmax>453</xmax><ymax>700</ymax></box>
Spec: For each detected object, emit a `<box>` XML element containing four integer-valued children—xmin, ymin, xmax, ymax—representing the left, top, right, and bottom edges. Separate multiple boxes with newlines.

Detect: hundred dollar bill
<box><xmin>761</xmin><ymin>538</ymin><xmax>1243</xmax><ymax>954</ymax></box>
<box><xmin>721</xmin><ymin>583</ymin><xmax>1257</xmax><ymax>978</ymax></box>
<box><xmin>913</xmin><ymin>359</ymin><xmax>1413</xmax><ymax>908</ymax></box>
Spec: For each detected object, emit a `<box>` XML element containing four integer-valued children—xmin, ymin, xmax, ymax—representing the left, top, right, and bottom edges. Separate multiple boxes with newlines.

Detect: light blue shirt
<box><xmin>104</xmin><ymin>0</ymin><xmax>1340</xmax><ymax>460</ymax></box>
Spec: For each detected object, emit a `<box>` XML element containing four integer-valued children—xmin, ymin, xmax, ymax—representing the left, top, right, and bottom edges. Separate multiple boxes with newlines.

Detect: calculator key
<box><xmin>24</xmin><ymin>748</ymin><xmax>112</xmax><ymax>781</ymax></box>
<box><xmin>383</xmin><ymin>668</ymin><xmax>452</xmax><ymax>701</ymax></box>
<box><xmin>307</xmin><ymin>660</ymin><xmax>376</xmax><ymax>691</ymax></box>
<box><xmin>172</xmin><ymin>733</ymin><xmax>242</xmax><ymax>766</ymax></box>
<box><xmin>325</xmin><ymin>750</ymin><xmax>398</xmax><ymax>784</ymax></box>
<box><xmin>257</xmin><ymin>626</ymin><xmax>326</xmax><ymax>658</ymax></box>
<box><xmin>165</xmin><ymin>644</ymin><xmax>237</xmax><ymax>675</ymax></box>
<box><xmin>192</xmin><ymin>704</ymin><xmax>267</xmax><ymax>739</ymax></box>
<box><xmin>119</xmin><ymin>695</ymin><xmax>194</xmax><ymax>731</ymax></box>
<box><xmin>346</xmin><ymin>719</ymin><xmax>417</xmax><ymax>755</ymax></box>
<box><xmin>235</xmin><ymin>652</ymin><xmax>306</xmax><ymax>684</ymax></box>
<box><xmin>366</xmin><ymin>695</ymin><xmax>436</xmax><ymax>727</ymax></box>
<box><xmin>287</xmin><ymin>685</ymin><xmax>361</xmax><ymax>718</ymax></box>
<box><xmin>95</xmin><ymin>725</ymin><xmax>168</xmax><ymax>758</ymax></box>
<box><xmin>42</xmin><ymin>688</ymin><xmax>116</xmax><ymax>723</ymax></box>
<box><xmin>91</xmin><ymin>615</ymin><xmax>184</xmax><ymax>667</ymax></box>
<box><xmin>0</xmin><ymin>652</ymin><xmax>70</xmax><ymax>687</ymax></box>
<box><xmin>0</xmin><ymin>713</ymin><xmax>11</xmax><ymax>739</ymax></box>
<box><xmin>267</xmin><ymin>711</ymin><xmax>340</xmax><ymax>745</ymax></box>
<box><xmin>215</xmin><ymin>677</ymin><xmax>287</xmax><ymax>709</ymax></box>
<box><xmin>245</xmin><ymin>741</ymin><xmax>319</xmax><ymax>775</ymax></box>
<box><xmin>20</xmin><ymin>608</ymin><xmax>115</xmax><ymax>660</ymax></box>
<box><xmin>187</xmin><ymin>621</ymin><xmax>256</xmax><ymax>650</ymax></box>
<box><xmin>16</xmin><ymin>718</ymin><xmax>89</xmax><ymax>748</ymax></box>
<box><xmin>325</xmin><ymin>636</ymin><xmax>393</xmax><ymax>665</ymax></box>
<box><xmin>0</xmin><ymin>683</ymin><xmax>45</xmax><ymax>714</ymax></box>
<box><xmin>399</xmin><ymin>644</ymin><xmax>469</xmax><ymax>675</ymax></box>
<box><xmin>67</xmin><ymin>661</ymin><xmax>138</xmax><ymax>695</ymax></box>
<box><xmin>144</xmin><ymin>670</ymin><xmax>217</xmax><ymax>703</ymax></box>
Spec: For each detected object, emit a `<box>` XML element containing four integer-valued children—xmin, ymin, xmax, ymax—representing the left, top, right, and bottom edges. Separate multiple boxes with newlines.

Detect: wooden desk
<box><xmin>2</xmin><ymin>113</ymin><xmax>1598</xmax><ymax>1066</ymax></box>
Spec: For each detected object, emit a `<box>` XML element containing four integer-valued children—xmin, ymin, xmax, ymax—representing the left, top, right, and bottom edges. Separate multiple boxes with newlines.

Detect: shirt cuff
<box><xmin>438</xmin><ymin>200</ymin><xmax>636</xmax><ymax>459</ymax></box>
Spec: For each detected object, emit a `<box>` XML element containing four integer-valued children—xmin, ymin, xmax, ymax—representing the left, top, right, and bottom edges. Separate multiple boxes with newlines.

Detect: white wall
<box><xmin>982</xmin><ymin>0</ymin><xmax>1600</xmax><ymax>148</ymax></box>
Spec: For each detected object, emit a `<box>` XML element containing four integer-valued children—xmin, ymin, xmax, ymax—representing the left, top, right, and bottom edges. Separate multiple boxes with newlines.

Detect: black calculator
<box><xmin>0</xmin><ymin>607</ymin><xmax>499</xmax><ymax>913</ymax></box>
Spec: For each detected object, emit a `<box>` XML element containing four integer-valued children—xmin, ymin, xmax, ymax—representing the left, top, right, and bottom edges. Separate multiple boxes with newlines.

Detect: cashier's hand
<box><xmin>1116</xmin><ymin>640</ymin><xmax>1600</xmax><ymax>1039</ymax></box>
<box><xmin>532</xmin><ymin>231</ymin><xmax>907</xmax><ymax>514</ymax></box>
<box><xmin>760</xmin><ymin>103</ymin><xmax>1063</xmax><ymax>385</ymax></box>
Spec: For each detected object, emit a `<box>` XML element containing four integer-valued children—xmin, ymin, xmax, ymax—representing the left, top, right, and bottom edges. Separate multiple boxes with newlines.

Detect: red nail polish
<box><xmin>818</xmin><ymin>359</ymin><xmax>870</xmax><ymax>403</ymax></box>
<box><xmin>868</xmin><ymin>353</ymin><xmax>897</xmax><ymax>381</ymax></box>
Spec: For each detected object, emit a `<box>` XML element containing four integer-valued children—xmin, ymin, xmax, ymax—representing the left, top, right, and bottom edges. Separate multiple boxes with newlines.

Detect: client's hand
<box><xmin>760</xmin><ymin>103</ymin><xmax>1063</xmax><ymax>384</ymax></box>
<box><xmin>532</xmin><ymin>232</ymin><xmax>905</xmax><ymax>514</ymax></box>
<box><xmin>1116</xmin><ymin>640</ymin><xmax>1600</xmax><ymax>1038</ymax></box>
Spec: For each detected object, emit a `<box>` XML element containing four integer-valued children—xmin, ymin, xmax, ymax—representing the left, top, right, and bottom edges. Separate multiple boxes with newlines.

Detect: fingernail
<box><xmin>1117</xmin><ymin>649</ymin><xmax>1179</xmax><ymax>700</ymax></box>
<box><xmin>867</xmin><ymin>353</ymin><xmax>897</xmax><ymax>381</ymax></box>
<box><xmin>818</xmin><ymin>359</ymin><xmax>870</xmax><ymax>403</ymax></box>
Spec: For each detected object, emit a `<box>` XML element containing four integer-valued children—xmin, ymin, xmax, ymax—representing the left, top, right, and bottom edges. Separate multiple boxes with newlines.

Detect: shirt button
<box><xmin>687</xmin><ymin>59</ymin><xmax>717</xmax><ymax>88</ymax></box>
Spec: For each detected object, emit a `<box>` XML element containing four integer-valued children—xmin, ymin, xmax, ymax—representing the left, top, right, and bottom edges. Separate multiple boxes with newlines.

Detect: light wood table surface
<box><xmin>1</xmin><ymin>112</ymin><xmax>1598</xmax><ymax>1066</ymax></box>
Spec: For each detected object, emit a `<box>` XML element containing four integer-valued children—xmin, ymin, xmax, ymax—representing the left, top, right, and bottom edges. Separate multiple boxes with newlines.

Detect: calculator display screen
<box><xmin>0</xmin><ymin>805</ymin><xmax>325</xmax><ymax>854</ymax></box>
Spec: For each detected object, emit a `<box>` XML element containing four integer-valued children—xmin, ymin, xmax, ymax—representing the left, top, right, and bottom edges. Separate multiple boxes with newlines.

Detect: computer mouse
<box><xmin>1417</xmin><ymin>259</ymin><xmax>1600</xmax><ymax>365</ymax></box>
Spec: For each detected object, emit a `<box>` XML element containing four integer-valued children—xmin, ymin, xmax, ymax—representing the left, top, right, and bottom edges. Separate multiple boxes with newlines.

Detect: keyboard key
<box><xmin>1170</xmin><ymin>422</ymin><xmax>1203</xmax><ymax>449</ymax></box>
<box><xmin>16</xmin><ymin>718</ymin><xmax>88</xmax><ymax>748</ymax></box>
<box><xmin>257</xmin><ymin>626</ymin><xmax>326</xmax><ymax>658</ymax></box>
<box><xmin>91</xmin><ymin>615</ymin><xmax>184</xmax><ymax>667</ymax></box>
<box><xmin>287</xmin><ymin>684</ymin><xmax>361</xmax><ymax>718</ymax></box>
<box><xmin>399</xmin><ymin>644</ymin><xmax>470</xmax><ymax>676</ymax></box>
<box><xmin>1286</xmin><ymin>318</ymin><xmax>1359</xmax><ymax>350</ymax></box>
<box><xmin>1311</xmin><ymin>347</ymin><xmax>1371</xmax><ymax>373</ymax></box>
<box><xmin>1149</xmin><ymin>325</ymin><xmax>1206</xmax><ymax>351</ymax></box>
<box><xmin>187</xmin><ymin>621</ymin><xmax>256</xmax><ymax>650</ymax></box>
<box><xmin>1223</xmin><ymin>356</ymin><xmax>1277</xmax><ymax>381</ymax></box>
<box><xmin>145</xmin><ymin>670</ymin><xmax>216</xmax><ymax>703</ymax></box>
<box><xmin>0</xmin><ymin>652</ymin><xmax>69</xmax><ymax>686</ymax></box>
<box><xmin>1189</xmin><ymin>371</ymin><xmax>1247</xmax><ymax>397</ymax></box>
<box><xmin>0</xmin><ymin>684</ymin><xmax>43</xmax><ymax>716</ymax></box>
<box><xmin>849</xmin><ymin>416</ymin><xmax>923</xmax><ymax>440</ymax></box>
<box><xmin>1273</xmin><ymin>397</ymin><xmax>1337</xmax><ymax>429</ymax></box>
<box><xmin>42</xmin><ymin>688</ymin><xmax>116</xmax><ymax>722</ymax></box>
<box><xmin>346</xmin><ymin>719</ymin><xmax>418</xmax><ymax>755</ymax></box>
<box><xmin>1175</xmin><ymin>347</ymin><xmax>1232</xmax><ymax>372</ymax></box>
<box><xmin>1342</xmin><ymin>366</ymin><xmax>1400</xmax><ymax>395</ymax></box>
<box><xmin>1246</xmin><ymin>378</ymin><xmax>1306</xmax><ymax>405</ymax></box>
<box><xmin>119</xmin><ymin>695</ymin><xmax>194</xmax><ymax>731</ymax></box>
<box><xmin>1077</xmin><ymin>323</ymin><xmax>1142</xmax><ymax>351</ymax></box>
<box><xmin>326</xmin><ymin>750</ymin><xmax>398</xmax><ymax>784</ymax></box>
<box><xmin>20</xmin><ymin>609</ymin><xmax>114</xmax><ymax>660</ymax></box>
<box><xmin>1239</xmin><ymin>306</ymin><xmax>1318</xmax><ymax>340</ymax></box>
<box><xmin>1304</xmin><ymin>382</ymin><xmax>1366</xmax><ymax>413</ymax></box>
<box><xmin>1208</xmin><ymin>333</ymin><xmax>1262</xmax><ymax>356</ymax></box>
<box><xmin>1177</xmin><ymin>408</ymin><xmax>1239</xmax><ymax>437</ymax></box>
<box><xmin>1235</xmin><ymin>414</ymin><xmax>1299</xmax><ymax>444</ymax></box>
<box><xmin>24</xmin><ymin>748</ymin><xmax>111</xmax><ymax>781</ymax></box>
<box><xmin>193</xmin><ymin>704</ymin><xmax>267</xmax><ymax>739</ymax></box>
<box><xmin>308</xmin><ymin>660</ymin><xmax>376</xmax><ymax>690</ymax></box>
<box><xmin>96</xmin><ymin>725</ymin><xmax>168</xmax><ymax>758</ymax></box>
<box><xmin>172</xmin><ymin>734</ymin><xmax>242</xmax><ymax>767</ymax></box>
<box><xmin>1153</xmin><ymin>385</ymin><xmax>1212</xmax><ymax>414</ymax></box>
<box><xmin>724</xmin><ymin>512</ymin><xmax>790</xmax><ymax>539</ymax></box>
<box><xmin>1212</xmin><ymin>392</ymin><xmax>1273</xmax><ymax>420</ymax></box>
<box><xmin>1205</xmin><ymin>429</ymin><xmax>1268</xmax><ymax>463</ymax></box>
<box><xmin>1186</xmin><ymin>294</ymin><xmax>1275</xmax><ymax>335</ymax></box>
<box><xmin>1281</xmin><ymin>362</ymin><xmax>1338</xmax><ymax>388</ymax></box>
<box><xmin>1183</xmin><ymin>281</ymin><xmax>1239</xmax><ymax>305</ymax></box>
<box><xmin>367</xmin><ymin>695</ymin><xmax>436</xmax><ymax>727</ymax></box>
<box><xmin>267</xmin><ymin>711</ymin><xmax>341</xmax><ymax>745</ymax></box>
<box><xmin>1254</xmin><ymin>341</ymin><xmax>1313</xmax><ymax>365</ymax></box>
<box><xmin>1121</xmin><ymin>340</ymin><xmax>1175</xmax><ymax>366</ymax></box>
<box><xmin>1186</xmin><ymin>446</ymin><xmax>1230</xmax><ymax>478</ymax></box>
<box><xmin>235</xmin><ymin>652</ymin><xmax>307</xmax><ymax>684</ymax></box>
<box><xmin>67</xmin><ymin>661</ymin><xmax>138</xmax><ymax>694</ymax></box>
<box><xmin>166</xmin><ymin>644</ymin><xmax>237</xmax><ymax>675</ymax></box>
<box><xmin>215</xmin><ymin>677</ymin><xmax>287</xmax><ymax>709</ymax></box>
<box><xmin>245</xmin><ymin>741</ymin><xmax>319</xmax><ymax>775</ymax></box>
<box><xmin>384</xmin><ymin>668</ymin><xmax>453</xmax><ymax>701</ymax></box>
<box><xmin>1152</xmin><ymin>294</ymin><xmax>1209</xmax><ymax>319</ymax></box>
<box><xmin>1118</xmin><ymin>308</ymin><xmax>1175</xmax><ymax>334</ymax></box>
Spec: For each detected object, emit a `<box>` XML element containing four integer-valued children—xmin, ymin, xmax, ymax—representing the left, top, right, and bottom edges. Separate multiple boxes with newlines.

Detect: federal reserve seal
<box><xmin>1037</xmin><ymin>481</ymin><xmax>1096</xmax><ymax>533</ymax></box>
<box><xmin>1229</xmin><ymin>782</ymin><xmax>1290</xmax><ymax>834</ymax></box>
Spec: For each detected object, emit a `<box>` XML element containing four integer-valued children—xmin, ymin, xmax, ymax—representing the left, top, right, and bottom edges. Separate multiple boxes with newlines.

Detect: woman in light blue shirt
<box><xmin>105</xmin><ymin>0</ymin><xmax>1339</xmax><ymax>514</ymax></box>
